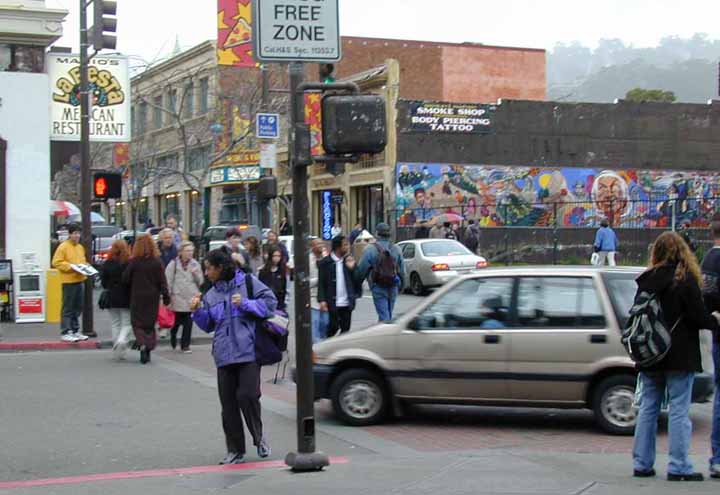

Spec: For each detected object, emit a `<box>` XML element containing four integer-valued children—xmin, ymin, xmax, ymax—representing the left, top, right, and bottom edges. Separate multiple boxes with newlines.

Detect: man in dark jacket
<box><xmin>703</xmin><ymin>215</ymin><xmax>720</xmax><ymax>477</ymax></box>
<box><xmin>317</xmin><ymin>235</ymin><xmax>359</xmax><ymax>337</ymax></box>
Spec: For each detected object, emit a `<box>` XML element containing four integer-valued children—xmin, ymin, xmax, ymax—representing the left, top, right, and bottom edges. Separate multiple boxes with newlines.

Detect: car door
<box><xmin>400</xmin><ymin>242</ymin><xmax>416</xmax><ymax>280</ymax></box>
<box><xmin>394</xmin><ymin>276</ymin><xmax>515</xmax><ymax>401</ymax></box>
<box><xmin>507</xmin><ymin>275</ymin><xmax>610</xmax><ymax>402</ymax></box>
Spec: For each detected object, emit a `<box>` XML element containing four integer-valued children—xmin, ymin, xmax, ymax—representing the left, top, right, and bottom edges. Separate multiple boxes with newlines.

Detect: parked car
<box><xmin>203</xmin><ymin>224</ymin><xmax>262</xmax><ymax>253</ymax></box>
<box><xmin>398</xmin><ymin>239</ymin><xmax>488</xmax><ymax>295</ymax></box>
<box><xmin>309</xmin><ymin>266</ymin><xmax>715</xmax><ymax>435</ymax></box>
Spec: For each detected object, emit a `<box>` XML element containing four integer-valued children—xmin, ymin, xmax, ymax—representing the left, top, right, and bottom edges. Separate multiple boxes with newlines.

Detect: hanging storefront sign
<box><xmin>321</xmin><ymin>191</ymin><xmax>333</xmax><ymax>240</ymax></box>
<box><xmin>210</xmin><ymin>165</ymin><xmax>261</xmax><ymax>185</ymax></box>
<box><xmin>217</xmin><ymin>0</ymin><xmax>256</xmax><ymax>67</ymax></box>
<box><xmin>48</xmin><ymin>53</ymin><xmax>131</xmax><ymax>142</ymax></box>
<box><xmin>403</xmin><ymin>100</ymin><xmax>495</xmax><ymax>134</ymax></box>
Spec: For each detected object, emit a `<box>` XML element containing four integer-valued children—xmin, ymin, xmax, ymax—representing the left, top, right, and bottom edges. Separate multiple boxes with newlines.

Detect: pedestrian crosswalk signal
<box><xmin>93</xmin><ymin>172</ymin><xmax>122</xmax><ymax>200</ymax></box>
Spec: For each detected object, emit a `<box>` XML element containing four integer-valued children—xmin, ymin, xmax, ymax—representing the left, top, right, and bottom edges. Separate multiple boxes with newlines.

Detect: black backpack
<box><xmin>372</xmin><ymin>243</ymin><xmax>399</xmax><ymax>288</ymax></box>
<box><xmin>245</xmin><ymin>275</ymin><xmax>288</xmax><ymax>365</ymax></box>
<box><xmin>621</xmin><ymin>289</ymin><xmax>680</xmax><ymax>367</ymax></box>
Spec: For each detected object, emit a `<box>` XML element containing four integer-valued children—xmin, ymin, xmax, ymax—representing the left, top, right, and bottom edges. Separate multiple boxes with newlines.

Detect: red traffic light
<box><xmin>93</xmin><ymin>172</ymin><xmax>122</xmax><ymax>199</ymax></box>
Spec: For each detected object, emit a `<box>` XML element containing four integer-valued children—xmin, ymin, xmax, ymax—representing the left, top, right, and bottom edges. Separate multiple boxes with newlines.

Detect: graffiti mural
<box><xmin>395</xmin><ymin>163</ymin><xmax>720</xmax><ymax>228</ymax></box>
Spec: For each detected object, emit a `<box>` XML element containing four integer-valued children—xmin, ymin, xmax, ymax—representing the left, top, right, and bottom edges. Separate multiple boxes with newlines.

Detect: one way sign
<box><xmin>256</xmin><ymin>113</ymin><xmax>280</xmax><ymax>139</ymax></box>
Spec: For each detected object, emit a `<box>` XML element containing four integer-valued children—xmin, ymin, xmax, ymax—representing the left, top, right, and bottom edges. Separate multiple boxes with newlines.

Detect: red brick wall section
<box><xmin>441</xmin><ymin>46</ymin><xmax>546</xmax><ymax>103</ymax></box>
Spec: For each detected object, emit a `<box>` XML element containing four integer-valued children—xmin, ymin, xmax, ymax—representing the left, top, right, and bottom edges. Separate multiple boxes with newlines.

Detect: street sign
<box><xmin>260</xmin><ymin>142</ymin><xmax>277</xmax><ymax>169</ymax></box>
<box><xmin>252</xmin><ymin>0</ymin><xmax>341</xmax><ymax>62</ymax></box>
<box><xmin>256</xmin><ymin>113</ymin><xmax>280</xmax><ymax>139</ymax></box>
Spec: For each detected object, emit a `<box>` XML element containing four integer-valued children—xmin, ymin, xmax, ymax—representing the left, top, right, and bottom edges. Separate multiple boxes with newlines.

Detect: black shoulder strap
<box><xmin>245</xmin><ymin>273</ymin><xmax>254</xmax><ymax>299</ymax></box>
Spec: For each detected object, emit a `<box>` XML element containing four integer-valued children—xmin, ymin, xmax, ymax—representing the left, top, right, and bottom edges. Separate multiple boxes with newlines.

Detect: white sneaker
<box><xmin>73</xmin><ymin>332</ymin><xmax>89</xmax><ymax>341</ymax></box>
<box><xmin>61</xmin><ymin>333</ymin><xmax>79</xmax><ymax>342</ymax></box>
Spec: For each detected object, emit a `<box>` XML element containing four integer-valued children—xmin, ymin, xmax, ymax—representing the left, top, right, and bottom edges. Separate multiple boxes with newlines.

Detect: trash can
<box><xmin>46</xmin><ymin>269</ymin><xmax>62</xmax><ymax>323</ymax></box>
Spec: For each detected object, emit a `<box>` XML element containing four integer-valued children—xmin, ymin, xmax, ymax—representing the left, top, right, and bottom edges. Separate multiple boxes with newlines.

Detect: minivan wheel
<box><xmin>330</xmin><ymin>369</ymin><xmax>388</xmax><ymax>426</ymax></box>
<box><xmin>410</xmin><ymin>272</ymin><xmax>426</xmax><ymax>296</ymax></box>
<box><xmin>592</xmin><ymin>375</ymin><xmax>637</xmax><ymax>435</ymax></box>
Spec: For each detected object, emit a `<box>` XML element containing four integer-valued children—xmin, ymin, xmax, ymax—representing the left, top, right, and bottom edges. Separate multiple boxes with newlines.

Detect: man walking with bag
<box><xmin>356</xmin><ymin>223</ymin><xmax>404</xmax><ymax>322</ymax></box>
<box><xmin>593</xmin><ymin>219</ymin><xmax>619</xmax><ymax>266</ymax></box>
<box><xmin>318</xmin><ymin>236</ymin><xmax>360</xmax><ymax>337</ymax></box>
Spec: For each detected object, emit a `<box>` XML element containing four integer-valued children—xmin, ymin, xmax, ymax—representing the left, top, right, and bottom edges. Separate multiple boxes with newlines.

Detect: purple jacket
<box><xmin>192</xmin><ymin>271</ymin><xmax>277</xmax><ymax>368</ymax></box>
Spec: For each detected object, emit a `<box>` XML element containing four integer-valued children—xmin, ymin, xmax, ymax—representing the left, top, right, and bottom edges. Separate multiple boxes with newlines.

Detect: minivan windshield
<box><xmin>421</xmin><ymin>241</ymin><xmax>471</xmax><ymax>257</ymax></box>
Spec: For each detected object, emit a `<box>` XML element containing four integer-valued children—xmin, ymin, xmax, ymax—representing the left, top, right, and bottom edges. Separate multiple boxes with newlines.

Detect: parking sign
<box><xmin>256</xmin><ymin>113</ymin><xmax>280</xmax><ymax>139</ymax></box>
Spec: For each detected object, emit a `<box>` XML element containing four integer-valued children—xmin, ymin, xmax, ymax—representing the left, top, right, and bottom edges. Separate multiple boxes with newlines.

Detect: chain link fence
<box><xmin>391</xmin><ymin>197</ymin><xmax>720</xmax><ymax>266</ymax></box>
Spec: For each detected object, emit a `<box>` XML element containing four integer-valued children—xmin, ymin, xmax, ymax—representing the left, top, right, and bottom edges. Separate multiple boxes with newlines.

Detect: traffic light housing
<box><xmin>319</xmin><ymin>63</ymin><xmax>335</xmax><ymax>83</ymax></box>
<box><xmin>321</xmin><ymin>95</ymin><xmax>386</xmax><ymax>154</ymax></box>
<box><xmin>93</xmin><ymin>172</ymin><xmax>122</xmax><ymax>200</ymax></box>
<box><xmin>91</xmin><ymin>0</ymin><xmax>117</xmax><ymax>51</ymax></box>
<box><xmin>257</xmin><ymin>176</ymin><xmax>277</xmax><ymax>201</ymax></box>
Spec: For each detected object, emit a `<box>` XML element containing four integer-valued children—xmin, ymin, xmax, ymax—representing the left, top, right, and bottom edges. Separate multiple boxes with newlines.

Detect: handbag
<box><xmin>246</xmin><ymin>274</ymin><xmax>288</xmax><ymax>366</ymax></box>
<box><xmin>98</xmin><ymin>290</ymin><xmax>111</xmax><ymax>310</ymax></box>
<box><xmin>157</xmin><ymin>304</ymin><xmax>176</xmax><ymax>328</ymax></box>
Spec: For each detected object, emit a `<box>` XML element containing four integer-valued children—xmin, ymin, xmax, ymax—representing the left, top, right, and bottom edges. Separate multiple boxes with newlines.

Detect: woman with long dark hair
<box><xmin>258</xmin><ymin>244</ymin><xmax>288</xmax><ymax>313</ymax></box>
<box><xmin>100</xmin><ymin>239</ymin><xmax>132</xmax><ymax>360</ymax></box>
<box><xmin>632</xmin><ymin>231</ymin><xmax>720</xmax><ymax>481</ymax></box>
<box><xmin>191</xmin><ymin>249</ymin><xmax>277</xmax><ymax>464</ymax></box>
<box><xmin>122</xmin><ymin>235</ymin><xmax>170</xmax><ymax>364</ymax></box>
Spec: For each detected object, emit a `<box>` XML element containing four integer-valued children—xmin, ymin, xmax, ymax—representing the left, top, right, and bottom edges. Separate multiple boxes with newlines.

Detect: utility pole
<box><xmin>285</xmin><ymin>61</ymin><xmax>329</xmax><ymax>471</ymax></box>
<box><xmin>79</xmin><ymin>0</ymin><xmax>95</xmax><ymax>336</ymax></box>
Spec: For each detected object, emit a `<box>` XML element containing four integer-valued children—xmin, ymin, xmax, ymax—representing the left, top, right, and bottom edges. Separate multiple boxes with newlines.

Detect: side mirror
<box><xmin>407</xmin><ymin>317</ymin><xmax>419</xmax><ymax>331</ymax></box>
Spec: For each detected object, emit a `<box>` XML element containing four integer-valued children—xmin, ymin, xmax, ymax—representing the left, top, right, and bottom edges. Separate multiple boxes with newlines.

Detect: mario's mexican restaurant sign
<box><xmin>48</xmin><ymin>54</ymin><xmax>131</xmax><ymax>142</ymax></box>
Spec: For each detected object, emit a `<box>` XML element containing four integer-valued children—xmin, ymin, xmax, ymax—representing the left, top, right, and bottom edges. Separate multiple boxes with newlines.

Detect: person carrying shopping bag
<box><xmin>631</xmin><ymin>231</ymin><xmax>720</xmax><ymax>481</ymax></box>
<box><xmin>100</xmin><ymin>240</ymin><xmax>132</xmax><ymax>360</ymax></box>
<box><xmin>166</xmin><ymin>241</ymin><xmax>203</xmax><ymax>353</ymax></box>
<box><xmin>191</xmin><ymin>249</ymin><xmax>277</xmax><ymax>465</ymax></box>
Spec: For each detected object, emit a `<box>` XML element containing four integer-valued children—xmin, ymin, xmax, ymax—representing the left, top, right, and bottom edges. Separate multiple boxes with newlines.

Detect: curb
<box><xmin>0</xmin><ymin>337</ymin><xmax>214</xmax><ymax>352</ymax></box>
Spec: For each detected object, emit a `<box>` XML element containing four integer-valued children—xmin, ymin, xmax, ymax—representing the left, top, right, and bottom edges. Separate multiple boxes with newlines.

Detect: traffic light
<box><xmin>319</xmin><ymin>63</ymin><xmax>335</xmax><ymax>83</ymax></box>
<box><xmin>257</xmin><ymin>176</ymin><xmax>277</xmax><ymax>201</ymax></box>
<box><xmin>93</xmin><ymin>172</ymin><xmax>122</xmax><ymax>200</ymax></box>
<box><xmin>91</xmin><ymin>0</ymin><xmax>117</xmax><ymax>51</ymax></box>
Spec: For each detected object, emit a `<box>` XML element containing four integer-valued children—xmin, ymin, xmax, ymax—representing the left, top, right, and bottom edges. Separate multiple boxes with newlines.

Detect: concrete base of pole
<box><xmin>284</xmin><ymin>451</ymin><xmax>330</xmax><ymax>472</ymax></box>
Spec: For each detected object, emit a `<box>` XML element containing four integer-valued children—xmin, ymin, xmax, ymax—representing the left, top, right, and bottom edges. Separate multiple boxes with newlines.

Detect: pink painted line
<box><xmin>0</xmin><ymin>457</ymin><xmax>349</xmax><ymax>490</ymax></box>
<box><xmin>0</xmin><ymin>340</ymin><xmax>100</xmax><ymax>351</ymax></box>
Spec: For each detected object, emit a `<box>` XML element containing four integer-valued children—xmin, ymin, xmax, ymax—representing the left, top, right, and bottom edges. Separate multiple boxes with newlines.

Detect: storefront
<box><xmin>209</xmin><ymin>161</ymin><xmax>261</xmax><ymax>225</ymax></box>
<box><xmin>351</xmin><ymin>184</ymin><xmax>384</xmax><ymax>234</ymax></box>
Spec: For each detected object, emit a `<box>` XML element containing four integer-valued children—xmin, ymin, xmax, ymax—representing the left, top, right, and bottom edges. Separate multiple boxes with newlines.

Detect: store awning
<box><xmin>50</xmin><ymin>200</ymin><xmax>80</xmax><ymax>217</ymax></box>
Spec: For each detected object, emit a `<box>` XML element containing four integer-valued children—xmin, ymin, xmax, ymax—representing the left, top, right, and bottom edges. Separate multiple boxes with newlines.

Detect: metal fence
<box><xmin>390</xmin><ymin>196</ymin><xmax>720</xmax><ymax>265</ymax></box>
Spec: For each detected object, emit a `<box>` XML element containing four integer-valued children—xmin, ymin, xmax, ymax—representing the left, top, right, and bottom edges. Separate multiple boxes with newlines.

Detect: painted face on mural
<box><xmin>592</xmin><ymin>172</ymin><xmax>628</xmax><ymax>221</ymax></box>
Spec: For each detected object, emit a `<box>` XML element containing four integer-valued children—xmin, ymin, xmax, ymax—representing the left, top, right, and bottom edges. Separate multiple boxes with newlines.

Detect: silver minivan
<box><xmin>311</xmin><ymin>266</ymin><xmax>714</xmax><ymax>434</ymax></box>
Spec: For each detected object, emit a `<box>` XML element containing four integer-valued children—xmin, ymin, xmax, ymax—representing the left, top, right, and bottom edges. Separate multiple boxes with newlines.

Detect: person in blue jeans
<box><xmin>700</xmin><ymin>214</ymin><xmax>720</xmax><ymax>476</ymax></box>
<box><xmin>632</xmin><ymin>232</ymin><xmax>719</xmax><ymax>482</ymax></box>
<box><xmin>356</xmin><ymin>223</ymin><xmax>404</xmax><ymax>322</ymax></box>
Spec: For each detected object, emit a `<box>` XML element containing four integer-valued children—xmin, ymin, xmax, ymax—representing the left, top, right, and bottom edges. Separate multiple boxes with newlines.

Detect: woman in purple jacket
<box><xmin>191</xmin><ymin>249</ymin><xmax>277</xmax><ymax>465</ymax></box>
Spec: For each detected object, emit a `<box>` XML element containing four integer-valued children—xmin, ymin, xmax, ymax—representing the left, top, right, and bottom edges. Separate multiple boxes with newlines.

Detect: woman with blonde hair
<box><xmin>100</xmin><ymin>239</ymin><xmax>132</xmax><ymax>360</ymax></box>
<box><xmin>122</xmin><ymin>235</ymin><xmax>170</xmax><ymax>364</ymax></box>
<box><xmin>633</xmin><ymin>231</ymin><xmax>720</xmax><ymax>481</ymax></box>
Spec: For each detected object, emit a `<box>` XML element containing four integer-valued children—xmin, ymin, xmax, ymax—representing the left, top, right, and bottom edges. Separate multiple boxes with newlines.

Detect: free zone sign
<box><xmin>253</xmin><ymin>0</ymin><xmax>341</xmax><ymax>62</ymax></box>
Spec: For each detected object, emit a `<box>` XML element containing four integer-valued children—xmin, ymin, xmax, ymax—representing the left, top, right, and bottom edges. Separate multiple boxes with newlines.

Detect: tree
<box><xmin>625</xmin><ymin>88</ymin><xmax>676</xmax><ymax>103</ymax></box>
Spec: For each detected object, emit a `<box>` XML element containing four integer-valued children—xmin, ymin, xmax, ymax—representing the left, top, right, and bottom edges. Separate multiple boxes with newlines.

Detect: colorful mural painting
<box><xmin>217</xmin><ymin>0</ymin><xmax>255</xmax><ymax>68</ymax></box>
<box><xmin>395</xmin><ymin>163</ymin><xmax>720</xmax><ymax>228</ymax></box>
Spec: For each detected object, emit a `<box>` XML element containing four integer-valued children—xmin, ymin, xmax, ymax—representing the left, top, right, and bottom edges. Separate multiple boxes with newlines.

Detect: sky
<box><xmin>46</xmin><ymin>0</ymin><xmax>720</xmax><ymax>67</ymax></box>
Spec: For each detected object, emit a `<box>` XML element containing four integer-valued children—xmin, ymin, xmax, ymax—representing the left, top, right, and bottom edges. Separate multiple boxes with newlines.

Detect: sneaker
<box><xmin>710</xmin><ymin>464</ymin><xmax>720</xmax><ymax>479</ymax></box>
<box><xmin>61</xmin><ymin>333</ymin><xmax>79</xmax><ymax>342</ymax></box>
<box><xmin>633</xmin><ymin>469</ymin><xmax>655</xmax><ymax>478</ymax></box>
<box><xmin>257</xmin><ymin>438</ymin><xmax>271</xmax><ymax>458</ymax></box>
<box><xmin>72</xmin><ymin>332</ymin><xmax>89</xmax><ymax>341</ymax></box>
<box><xmin>182</xmin><ymin>348</ymin><xmax>192</xmax><ymax>354</ymax></box>
<box><xmin>667</xmin><ymin>472</ymin><xmax>704</xmax><ymax>481</ymax></box>
<box><xmin>219</xmin><ymin>452</ymin><xmax>244</xmax><ymax>465</ymax></box>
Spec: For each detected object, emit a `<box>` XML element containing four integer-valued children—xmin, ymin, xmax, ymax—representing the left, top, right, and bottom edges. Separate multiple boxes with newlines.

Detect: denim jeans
<box><xmin>61</xmin><ymin>282</ymin><xmax>84</xmax><ymax>334</ymax></box>
<box><xmin>633</xmin><ymin>371</ymin><xmax>695</xmax><ymax>475</ymax></box>
<box><xmin>710</xmin><ymin>339</ymin><xmax>720</xmax><ymax>466</ymax></box>
<box><xmin>311</xmin><ymin>308</ymin><xmax>329</xmax><ymax>344</ymax></box>
<box><xmin>371</xmin><ymin>285</ymin><xmax>399</xmax><ymax>322</ymax></box>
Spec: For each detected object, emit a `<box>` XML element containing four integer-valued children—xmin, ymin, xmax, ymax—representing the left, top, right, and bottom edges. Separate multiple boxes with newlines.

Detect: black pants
<box><xmin>217</xmin><ymin>362</ymin><xmax>263</xmax><ymax>455</ymax></box>
<box><xmin>329</xmin><ymin>306</ymin><xmax>352</xmax><ymax>337</ymax></box>
<box><xmin>170</xmin><ymin>312</ymin><xmax>192</xmax><ymax>350</ymax></box>
<box><xmin>61</xmin><ymin>282</ymin><xmax>84</xmax><ymax>334</ymax></box>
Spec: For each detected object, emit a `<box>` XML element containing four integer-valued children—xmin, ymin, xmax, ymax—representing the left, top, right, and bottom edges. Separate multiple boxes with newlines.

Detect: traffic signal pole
<box><xmin>285</xmin><ymin>61</ymin><xmax>329</xmax><ymax>472</ymax></box>
<box><xmin>79</xmin><ymin>0</ymin><xmax>95</xmax><ymax>336</ymax></box>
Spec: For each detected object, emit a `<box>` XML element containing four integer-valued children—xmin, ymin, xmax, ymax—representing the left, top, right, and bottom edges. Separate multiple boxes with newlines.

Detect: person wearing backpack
<box><xmin>631</xmin><ymin>231</ymin><xmax>720</xmax><ymax>481</ymax></box>
<box><xmin>463</xmin><ymin>220</ymin><xmax>480</xmax><ymax>254</ymax></box>
<box><xmin>190</xmin><ymin>249</ymin><xmax>277</xmax><ymax>465</ymax></box>
<box><xmin>702</xmin><ymin>214</ymin><xmax>720</xmax><ymax>478</ymax></box>
<box><xmin>356</xmin><ymin>223</ymin><xmax>405</xmax><ymax>322</ymax></box>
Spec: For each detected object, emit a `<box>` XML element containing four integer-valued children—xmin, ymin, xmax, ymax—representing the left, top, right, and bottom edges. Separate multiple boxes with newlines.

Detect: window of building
<box><xmin>153</xmin><ymin>95</ymin><xmax>163</xmax><ymax>129</ymax></box>
<box><xmin>199</xmin><ymin>77</ymin><xmax>209</xmax><ymax>114</ymax></box>
<box><xmin>138</xmin><ymin>102</ymin><xmax>147</xmax><ymax>134</ymax></box>
<box><xmin>157</xmin><ymin>154</ymin><xmax>178</xmax><ymax>172</ymax></box>
<box><xmin>516</xmin><ymin>277</ymin><xmax>606</xmax><ymax>328</ymax></box>
<box><xmin>416</xmin><ymin>277</ymin><xmax>515</xmax><ymax>330</ymax></box>
<box><xmin>188</xmin><ymin>146</ymin><xmax>210</xmax><ymax>171</ymax></box>
<box><xmin>167</xmin><ymin>88</ymin><xmax>177</xmax><ymax>125</ymax></box>
<box><xmin>183</xmin><ymin>83</ymin><xmax>194</xmax><ymax>119</ymax></box>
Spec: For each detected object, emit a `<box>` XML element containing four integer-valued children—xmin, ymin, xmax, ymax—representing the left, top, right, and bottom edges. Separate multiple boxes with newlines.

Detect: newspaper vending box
<box><xmin>14</xmin><ymin>269</ymin><xmax>46</xmax><ymax>323</ymax></box>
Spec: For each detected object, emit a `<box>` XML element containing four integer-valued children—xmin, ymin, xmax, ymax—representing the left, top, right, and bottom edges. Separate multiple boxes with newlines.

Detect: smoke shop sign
<box><xmin>405</xmin><ymin>100</ymin><xmax>495</xmax><ymax>134</ymax></box>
